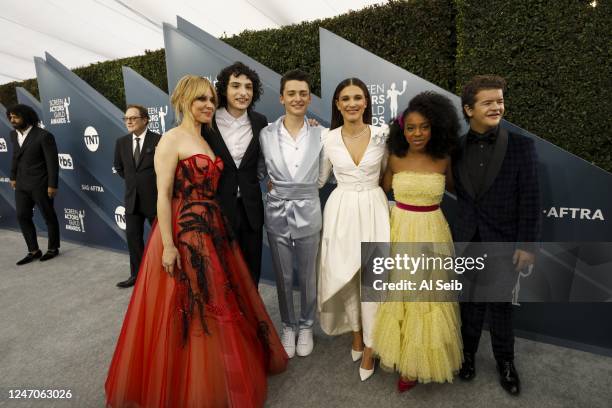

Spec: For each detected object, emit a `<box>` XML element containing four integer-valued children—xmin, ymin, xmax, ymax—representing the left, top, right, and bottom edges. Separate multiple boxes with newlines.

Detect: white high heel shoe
<box><xmin>359</xmin><ymin>362</ymin><xmax>375</xmax><ymax>381</ymax></box>
<box><xmin>351</xmin><ymin>348</ymin><xmax>363</xmax><ymax>362</ymax></box>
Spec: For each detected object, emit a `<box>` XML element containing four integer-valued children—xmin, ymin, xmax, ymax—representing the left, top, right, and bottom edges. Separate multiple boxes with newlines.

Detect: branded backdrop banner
<box><xmin>319</xmin><ymin>28</ymin><xmax>612</xmax><ymax>352</ymax></box>
<box><xmin>33</xmin><ymin>53</ymin><xmax>128</xmax><ymax>250</ymax></box>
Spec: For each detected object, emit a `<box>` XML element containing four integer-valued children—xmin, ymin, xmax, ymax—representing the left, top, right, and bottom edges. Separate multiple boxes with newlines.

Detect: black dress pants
<box><xmin>15</xmin><ymin>187</ymin><xmax>60</xmax><ymax>252</ymax></box>
<box><xmin>234</xmin><ymin>198</ymin><xmax>262</xmax><ymax>286</ymax></box>
<box><xmin>125</xmin><ymin>195</ymin><xmax>156</xmax><ymax>278</ymax></box>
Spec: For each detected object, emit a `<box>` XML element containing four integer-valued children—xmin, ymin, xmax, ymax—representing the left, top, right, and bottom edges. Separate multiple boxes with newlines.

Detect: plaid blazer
<box><xmin>452</xmin><ymin>127</ymin><xmax>540</xmax><ymax>247</ymax></box>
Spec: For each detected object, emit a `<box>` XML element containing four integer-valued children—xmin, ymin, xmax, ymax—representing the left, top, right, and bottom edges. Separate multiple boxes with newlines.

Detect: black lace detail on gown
<box><xmin>173</xmin><ymin>157</ymin><xmax>247</xmax><ymax>346</ymax></box>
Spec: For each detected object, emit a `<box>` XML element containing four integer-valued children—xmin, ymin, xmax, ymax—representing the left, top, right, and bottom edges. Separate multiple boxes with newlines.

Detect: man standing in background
<box><xmin>8</xmin><ymin>104</ymin><xmax>60</xmax><ymax>265</ymax></box>
<box><xmin>113</xmin><ymin>105</ymin><xmax>161</xmax><ymax>288</ymax></box>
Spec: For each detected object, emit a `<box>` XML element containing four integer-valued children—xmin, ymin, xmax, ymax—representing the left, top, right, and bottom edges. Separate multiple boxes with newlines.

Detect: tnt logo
<box><xmin>0</xmin><ymin>138</ymin><xmax>7</xmax><ymax>152</ymax></box>
<box><xmin>58</xmin><ymin>154</ymin><xmax>74</xmax><ymax>170</ymax></box>
<box><xmin>115</xmin><ymin>206</ymin><xmax>126</xmax><ymax>230</ymax></box>
<box><xmin>84</xmin><ymin>126</ymin><xmax>100</xmax><ymax>152</ymax></box>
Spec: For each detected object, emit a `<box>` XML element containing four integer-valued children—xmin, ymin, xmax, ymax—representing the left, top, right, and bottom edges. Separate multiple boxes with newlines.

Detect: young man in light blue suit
<box><xmin>258</xmin><ymin>70</ymin><xmax>323</xmax><ymax>358</ymax></box>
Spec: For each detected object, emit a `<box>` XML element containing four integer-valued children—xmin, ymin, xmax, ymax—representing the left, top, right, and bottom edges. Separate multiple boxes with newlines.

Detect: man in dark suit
<box><xmin>202</xmin><ymin>62</ymin><xmax>267</xmax><ymax>286</ymax></box>
<box><xmin>452</xmin><ymin>75</ymin><xmax>540</xmax><ymax>396</ymax></box>
<box><xmin>8</xmin><ymin>104</ymin><xmax>60</xmax><ymax>265</ymax></box>
<box><xmin>113</xmin><ymin>104</ymin><xmax>161</xmax><ymax>288</ymax></box>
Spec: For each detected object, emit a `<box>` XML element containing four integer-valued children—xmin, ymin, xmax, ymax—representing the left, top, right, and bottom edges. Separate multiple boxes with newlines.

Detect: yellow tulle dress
<box><xmin>372</xmin><ymin>171</ymin><xmax>462</xmax><ymax>383</ymax></box>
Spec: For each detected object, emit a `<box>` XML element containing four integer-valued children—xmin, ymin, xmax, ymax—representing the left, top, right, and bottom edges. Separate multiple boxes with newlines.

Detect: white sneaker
<box><xmin>296</xmin><ymin>328</ymin><xmax>314</xmax><ymax>357</ymax></box>
<box><xmin>281</xmin><ymin>326</ymin><xmax>296</xmax><ymax>358</ymax></box>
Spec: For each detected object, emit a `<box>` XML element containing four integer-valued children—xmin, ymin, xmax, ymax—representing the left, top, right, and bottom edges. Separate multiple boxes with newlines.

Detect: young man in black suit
<box><xmin>113</xmin><ymin>105</ymin><xmax>161</xmax><ymax>288</ymax></box>
<box><xmin>8</xmin><ymin>104</ymin><xmax>60</xmax><ymax>265</ymax></box>
<box><xmin>202</xmin><ymin>62</ymin><xmax>267</xmax><ymax>286</ymax></box>
<box><xmin>453</xmin><ymin>75</ymin><xmax>540</xmax><ymax>396</ymax></box>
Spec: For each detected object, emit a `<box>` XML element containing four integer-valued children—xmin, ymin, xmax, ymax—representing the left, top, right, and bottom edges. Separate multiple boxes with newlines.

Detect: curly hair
<box><xmin>387</xmin><ymin>91</ymin><xmax>459</xmax><ymax>159</ymax></box>
<box><xmin>461</xmin><ymin>75</ymin><xmax>507</xmax><ymax>121</ymax></box>
<box><xmin>215</xmin><ymin>61</ymin><xmax>263</xmax><ymax>111</ymax></box>
<box><xmin>330</xmin><ymin>77</ymin><xmax>372</xmax><ymax>130</ymax></box>
<box><xmin>6</xmin><ymin>104</ymin><xmax>40</xmax><ymax>128</ymax></box>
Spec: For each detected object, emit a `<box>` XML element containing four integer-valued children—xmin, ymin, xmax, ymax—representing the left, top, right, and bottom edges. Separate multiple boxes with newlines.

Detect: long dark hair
<box><xmin>6</xmin><ymin>104</ymin><xmax>40</xmax><ymax>127</ymax></box>
<box><xmin>330</xmin><ymin>78</ymin><xmax>372</xmax><ymax>130</ymax></box>
<box><xmin>387</xmin><ymin>91</ymin><xmax>459</xmax><ymax>159</ymax></box>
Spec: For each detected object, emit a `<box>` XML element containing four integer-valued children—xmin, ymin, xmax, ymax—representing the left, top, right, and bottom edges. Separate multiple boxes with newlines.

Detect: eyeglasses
<box><xmin>123</xmin><ymin>116</ymin><xmax>143</xmax><ymax>122</ymax></box>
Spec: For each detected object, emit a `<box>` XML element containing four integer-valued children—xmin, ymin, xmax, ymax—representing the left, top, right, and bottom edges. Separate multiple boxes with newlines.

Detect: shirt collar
<box><xmin>17</xmin><ymin>126</ymin><xmax>33</xmax><ymax>138</ymax></box>
<box><xmin>217</xmin><ymin>107</ymin><xmax>249</xmax><ymax>125</ymax></box>
<box><xmin>132</xmin><ymin>129</ymin><xmax>147</xmax><ymax>140</ymax></box>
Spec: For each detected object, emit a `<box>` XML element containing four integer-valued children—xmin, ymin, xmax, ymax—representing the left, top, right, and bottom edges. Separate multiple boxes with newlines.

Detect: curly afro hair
<box><xmin>387</xmin><ymin>91</ymin><xmax>459</xmax><ymax>159</ymax></box>
<box><xmin>215</xmin><ymin>61</ymin><xmax>263</xmax><ymax>111</ymax></box>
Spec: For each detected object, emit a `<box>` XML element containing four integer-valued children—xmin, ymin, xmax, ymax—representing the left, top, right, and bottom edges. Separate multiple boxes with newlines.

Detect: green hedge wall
<box><xmin>223</xmin><ymin>0</ymin><xmax>455</xmax><ymax>96</ymax></box>
<box><xmin>1</xmin><ymin>0</ymin><xmax>610</xmax><ymax>171</ymax></box>
<box><xmin>455</xmin><ymin>0</ymin><xmax>612</xmax><ymax>171</ymax></box>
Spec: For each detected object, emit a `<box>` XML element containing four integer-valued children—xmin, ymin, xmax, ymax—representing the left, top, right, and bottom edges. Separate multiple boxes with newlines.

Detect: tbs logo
<box><xmin>58</xmin><ymin>154</ymin><xmax>74</xmax><ymax>170</ymax></box>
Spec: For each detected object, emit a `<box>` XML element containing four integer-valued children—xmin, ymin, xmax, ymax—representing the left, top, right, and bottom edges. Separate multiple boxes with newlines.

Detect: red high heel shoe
<box><xmin>397</xmin><ymin>378</ymin><xmax>417</xmax><ymax>393</ymax></box>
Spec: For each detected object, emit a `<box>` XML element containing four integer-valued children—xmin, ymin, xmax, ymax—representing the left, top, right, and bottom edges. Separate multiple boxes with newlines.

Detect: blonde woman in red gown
<box><xmin>105</xmin><ymin>75</ymin><xmax>288</xmax><ymax>408</ymax></box>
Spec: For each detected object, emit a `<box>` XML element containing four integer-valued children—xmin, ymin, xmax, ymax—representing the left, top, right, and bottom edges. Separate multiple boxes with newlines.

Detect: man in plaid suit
<box><xmin>452</xmin><ymin>75</ymin><xmax>540</xmax><ymax>396</ymax></box>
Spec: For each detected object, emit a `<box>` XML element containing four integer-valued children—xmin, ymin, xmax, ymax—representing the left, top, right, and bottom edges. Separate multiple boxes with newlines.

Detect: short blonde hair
<box><xmin>170</xmin><ymin>75</ymin><xmax>217</xmax><ymax>125</ymax></box>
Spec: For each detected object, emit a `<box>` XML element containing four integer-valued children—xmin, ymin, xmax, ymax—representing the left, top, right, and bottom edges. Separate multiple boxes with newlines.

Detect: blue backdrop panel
<box><xmin>0</xmin><ymin>104</ymin><xmax>21</xmax><ymax>230</ymax></box>
<box><xmin>319</xmin><ymin>28</ymin><xmax>612</xmax><ymax>353</ymax></box>
<box><xmin>34</xmin><ymin>54</ymin><xmax>128</xmax><ymax>250</ymax></box>
<box><xmin>166</xmin><ymin>17</ymin><xmax>327</xmax><ymax>126</ymax></box>
<box><xmin>122</xmin><ymin>66</ymin><xmax>175</xmax><ymax>135</ymax></box>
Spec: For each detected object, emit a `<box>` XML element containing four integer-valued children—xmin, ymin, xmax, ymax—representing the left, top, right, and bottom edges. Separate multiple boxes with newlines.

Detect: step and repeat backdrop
<box><xmin>0</xmin><ymin>18</ymin><xmax>610</xmax><ymax>353</ymax></box>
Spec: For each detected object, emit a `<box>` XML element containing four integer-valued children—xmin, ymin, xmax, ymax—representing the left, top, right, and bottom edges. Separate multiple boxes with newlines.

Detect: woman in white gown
<box><xmin>318</xmin><ymin>77</ymin><xmax>390</xmax><ymax>381</ymax></box>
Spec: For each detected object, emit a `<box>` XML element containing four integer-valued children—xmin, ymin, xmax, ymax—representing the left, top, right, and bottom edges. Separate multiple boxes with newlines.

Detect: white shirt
<box><xmin>215</xmin><ymin>107</ymin><xmax>253</xmax><ymax>168</ymax></box>
<box><xmin>17</xmin><ymin>126</ymin><xmax>33</xmax><ymax>147</ymax></box>
<box><xmin>132</xmin><ymin>129</ymin><xmax>147</xmax><ymax>155</ymax></box>
<box><xmin>279</xmin><ymin>119</ymin><xmax>308</xmax><ymax>179</ymax></box>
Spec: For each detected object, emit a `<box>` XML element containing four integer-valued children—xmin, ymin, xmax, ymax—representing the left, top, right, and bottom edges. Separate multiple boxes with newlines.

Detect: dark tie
<box><xmin>134</xmin><ymin>137</ymin><xmax>141</xmax><ymax>163</ymax></box>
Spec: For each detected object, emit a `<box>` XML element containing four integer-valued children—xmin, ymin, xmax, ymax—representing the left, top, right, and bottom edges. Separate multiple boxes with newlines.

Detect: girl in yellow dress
<box><xmin>372</xmin><ymin>91</ymin><xmax>462</xmax><ymax>392</ymax></box>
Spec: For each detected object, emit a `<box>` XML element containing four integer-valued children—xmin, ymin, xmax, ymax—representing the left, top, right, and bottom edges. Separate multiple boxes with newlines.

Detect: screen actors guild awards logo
<box><xmin>49</xmin><ymin>97</ymin><xmax>71</xmax><ymax>125</ymax></box>
<box><xmin>64</xmin><ymin>208</ymin><xmax>85</xmax><ymax>232</ymax></box>
<box><xmin>367</xmin><ymin>80</ymin><xmax>407</xmax><ymax>125</ymax></box>
<box><xmin>0</xmin><ymin>138</ymin><xmax>7</xmax><ymax>152</ymax></box>
<box><xmin>148</xmin><ymin>105</ymin><xmax>169</xmax><ymax>134</ymax></box>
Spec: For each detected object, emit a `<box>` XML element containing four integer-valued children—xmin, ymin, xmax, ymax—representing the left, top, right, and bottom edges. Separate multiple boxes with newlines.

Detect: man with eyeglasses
<box><xmin>113</xmin><ymin>105</ymin><xmax>161</xmax><ymax>288</ymax></box>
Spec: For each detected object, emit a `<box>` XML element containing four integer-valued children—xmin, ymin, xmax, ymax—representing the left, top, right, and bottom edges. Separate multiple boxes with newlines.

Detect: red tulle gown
<box><xmin>105</xmin><ymin>154</ymin><xmax>288</xmax><ymax>408</ymax></box>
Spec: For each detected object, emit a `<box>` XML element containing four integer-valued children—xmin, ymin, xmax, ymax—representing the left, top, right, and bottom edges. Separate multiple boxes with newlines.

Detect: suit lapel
<box><xmin>16</xmin><ymin>127</ymin><xmax>37</xmax><ymax>158</ymax></box>
<box><xmin>477</xmin><ymin>126</ymin><xmax>508</xmax><ymax>199</ymax></box>
<box><xmin>135</xmin><ymin>131</ymin><xmax>154</xmax><ymax>169</ymax></box>
<box><xmin>269</xmin><ymin>117</ymin><xmax>292</xmax><ymax>180</ymax></box>
<box><xmin>207</xmin><ymin>117</ymin><xmax>236</xmax><ymax>170</ymax></box>
<box><xmin>457</xmin><ymin>135</ymin><xmax>476</xmax><ymax>199</ymax></box>
<box><xmin>240</xmin><ymin>111</ymin><xmax>262</xmax><ymax>169</ymax></box>
<box><xmin>293</xmin><ymin>121</ymin><xmax>322</xmax><ymax>181</ymax></box>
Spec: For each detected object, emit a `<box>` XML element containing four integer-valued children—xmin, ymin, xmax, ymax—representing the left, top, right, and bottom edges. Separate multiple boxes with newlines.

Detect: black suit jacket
<box><xmin>10</xmin><ymin>126</ymin><xmax>59</xmax><ymax>191</ymax></box>
<box><xmin>113</xmin><ymin>130</ymin><xmax>161</xmax><ymax>216</ymax></box>
<box><xmin>202</xmin><ymin>110</ymin><xmax>267</xmax><ymax>231</ymax></box>
<box><xmin>452</xmin><ymin>127</ymin><xmax>540</xmax><ymax>247</ymax></box>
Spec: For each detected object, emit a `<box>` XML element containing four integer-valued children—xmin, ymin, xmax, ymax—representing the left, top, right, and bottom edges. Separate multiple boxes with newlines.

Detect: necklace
<box><xmin>341</xmin><ymin>125</ymin><xmax>369</xmax><ymax>140</ymax></box>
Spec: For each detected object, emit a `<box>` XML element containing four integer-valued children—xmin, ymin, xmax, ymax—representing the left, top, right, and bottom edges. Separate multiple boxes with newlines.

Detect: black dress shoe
<box><xmin>458</xmin><ymin>352</ymin><xmax>476</xmax><ymax>381</ymax></box>
<box><xmin>40</xmin><ymin>249</ymin><xmax>60</xmax><ymax>262</ymax></box>
<box><xmin>117</xmin><ymin>276</ymin><xmax>137</xmax><ymax>288</ymax></box>
<box><xmin>16</xmin><ymin>250</ymin><xmax>42</xmax><ymax>265</ymax></box>
<box><xmin>497</xmin><ymin>360</ymin><xmax>521</xmax><ymax>396</ymax></box>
